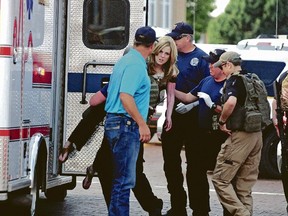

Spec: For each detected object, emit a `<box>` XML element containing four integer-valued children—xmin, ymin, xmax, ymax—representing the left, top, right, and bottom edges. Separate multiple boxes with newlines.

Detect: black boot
<box><xmin>192</xmin><ymin>211</ymin><xmax>209</xmax><ymax>216</ymax></box>
<box><xmin>148</xmin><ymin>199</ymin><xmax>163</xmax><ymax>216</ymax></box>
<box><xmin>163</xmin><ymin>208</ymin><xmax>187</xmax><ymax>216</ymax></box>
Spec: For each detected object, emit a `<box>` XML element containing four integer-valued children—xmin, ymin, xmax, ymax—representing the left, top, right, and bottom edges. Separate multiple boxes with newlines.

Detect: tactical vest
<box><xmin>222</xmin><ymin>72</ymin><xmax>270</xmax><ymax>132</ymax></box>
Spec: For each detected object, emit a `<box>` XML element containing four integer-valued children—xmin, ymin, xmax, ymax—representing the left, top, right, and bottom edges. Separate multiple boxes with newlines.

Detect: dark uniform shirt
<box><xmin>191</xmin><ymin>76</ymin><xmax>225</xmax><ymax>130</ymax></box>
<box><xmin>223</xmin><ymin>73</ymin><xmax>246</xmax><ymax>106</ymax></box>
<box><xmin>176</xmin><ymin>47</ymin><xmax>210</xmax><ymax>95</ymax></box>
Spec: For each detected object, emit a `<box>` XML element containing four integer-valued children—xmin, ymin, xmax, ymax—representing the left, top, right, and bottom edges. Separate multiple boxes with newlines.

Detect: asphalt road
<box><xmin>2</xmin><ymin>143</ymin><xmax>288</xmax><ymax>216</ymax></box>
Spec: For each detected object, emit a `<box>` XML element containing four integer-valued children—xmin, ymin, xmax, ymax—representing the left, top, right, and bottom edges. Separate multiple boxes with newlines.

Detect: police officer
<box><xmin>212</xmin><ymin>51</ymin><xmax>262</xmax><ymax>216</ymax></box>
<box><xmin>163</xmin><ymin>22</ymin><xmax>210</xmax><ymax>216</ymax></box>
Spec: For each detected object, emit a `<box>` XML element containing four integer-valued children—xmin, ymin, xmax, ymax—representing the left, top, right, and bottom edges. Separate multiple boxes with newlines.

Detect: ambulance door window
<box><xmin>82</xmin><ymin>0</ymin><xmax>130</xmax><ymax>49</ymax></box>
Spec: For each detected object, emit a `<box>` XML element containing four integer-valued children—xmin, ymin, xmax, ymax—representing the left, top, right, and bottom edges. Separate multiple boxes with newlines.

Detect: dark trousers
<box><xmin>161</xmin><ymin>108</ymin><xmax>199</xmax><ymax>213</ymax></box>
<box><xmin>93</xmin><ymin>137</ymin><xmax>162</xmax><ymax>212</ymax></box>
<box><xmin>68</xmin><ymin>104</ymin><xmax>106</xmax><ymax>151</ymax></box>
<box><xmin>188</xmin><ymin>129</ymin><xmax>228</xmax><ymax>214</ymax></box>
<box><xmin>161</xmin><ymin>107</ymin><xmax>228</xmax><ymax>214</ymax></box>
<box><xmin>67</xmin><ymin>105</ymin><xmax>162</xmax><ymax>212</ymax></box>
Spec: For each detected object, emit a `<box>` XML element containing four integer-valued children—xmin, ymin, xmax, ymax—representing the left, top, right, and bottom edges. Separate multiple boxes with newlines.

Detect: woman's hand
<box><xmin>164</xmin><ymin>117</ymin><xmax>172</xmax><ymax>131</ymax></box>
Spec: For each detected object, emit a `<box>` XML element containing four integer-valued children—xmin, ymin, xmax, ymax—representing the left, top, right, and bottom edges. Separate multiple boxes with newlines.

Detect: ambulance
<box><xmin>0</xmin><ymin>0</ymin><xmax>147</xmax><ymax>214</ymax></box>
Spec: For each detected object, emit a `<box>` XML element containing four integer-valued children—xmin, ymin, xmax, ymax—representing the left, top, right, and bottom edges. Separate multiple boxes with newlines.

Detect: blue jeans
<box><xmin>105</xmin><ymin>113</ymin><xmax>140</xmax><ymax>216</ymax></box>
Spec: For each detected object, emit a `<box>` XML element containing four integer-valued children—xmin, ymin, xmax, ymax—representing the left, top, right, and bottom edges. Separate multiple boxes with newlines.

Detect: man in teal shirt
<box><xmin>104</xmin><ymin>26</ymin><xmax>156</xmax><ymax>216</ymax></box>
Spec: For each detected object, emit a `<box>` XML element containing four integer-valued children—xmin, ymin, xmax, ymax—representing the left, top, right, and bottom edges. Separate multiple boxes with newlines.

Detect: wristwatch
<box><xmin>211</xmin><ymin>103</ymin><xmax>217</xmax><ymax>110</ymax></box>
<box><xmin>218</xmin><ymin>120</ymin><xmax>226</xmax><ymax>126</ymax></box>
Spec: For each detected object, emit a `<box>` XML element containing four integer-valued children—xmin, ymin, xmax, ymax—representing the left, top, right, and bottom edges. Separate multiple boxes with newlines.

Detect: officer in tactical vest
<box><xmin>212</xmin><ymin>51</ymin><xmax>263</xmax><ymax>216</ymax></box>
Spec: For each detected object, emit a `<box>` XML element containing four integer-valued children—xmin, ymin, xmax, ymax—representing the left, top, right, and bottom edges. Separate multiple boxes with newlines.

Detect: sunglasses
<box><xmin>219</xmin><ymin>62</ymin><xmax>228</xmax><ymax>70</ymax></box>
<box><xmin>174</xmin><ymin>34</ymin><xmax>189</xmax><ymax>41</ymax></box>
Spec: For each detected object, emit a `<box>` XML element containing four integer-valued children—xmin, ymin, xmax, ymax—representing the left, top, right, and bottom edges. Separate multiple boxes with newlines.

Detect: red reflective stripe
<box><xmin>0</xmin><ymin>129</ymin><xmax>19</xmax><ymax>139</ymax></box>
<box><xmin>256</xmin><ymin>42</ymin><xmax>272</xmax><ymax>46</ymax></box>
<box><xmin>0</xmin><ymin>125</ymin><xmax>50</xmax><ymax>140</ymax></box>
<box><xmin>0</xmin><ymin>130</ymin><xmax>10</xmax><ymax>136</ymax></box>
<box><xmin>10</xmin><ymin>128</ymin><xmax>20</xmax><ymax>140</ymax></box>
<box><xmin>0</xmin><ymin>46</ymin><xmax>13</xmax><ymax>56</ymax></box>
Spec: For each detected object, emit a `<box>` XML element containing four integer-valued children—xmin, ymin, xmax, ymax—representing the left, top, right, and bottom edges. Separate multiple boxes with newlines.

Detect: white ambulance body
<box><xmin>0</xmin><ymin>0</ymin><xmax>146</xmax><ymax>214</ymax></box>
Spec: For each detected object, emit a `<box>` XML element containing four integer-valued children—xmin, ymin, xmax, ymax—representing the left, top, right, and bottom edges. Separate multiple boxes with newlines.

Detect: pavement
<box><xmin>2</xmin><ymin>143</ymin><xmax>288</xmax><ymax>216</ymax></box>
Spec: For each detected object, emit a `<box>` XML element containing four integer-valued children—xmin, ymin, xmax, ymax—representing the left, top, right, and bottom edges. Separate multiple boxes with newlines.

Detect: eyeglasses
<box><xmin>221</xmin><ymin>62</ymin><xmax>228</xmax><ymax>67</ymax></box>
<box><xmin>174</xmin><ymin>34</ymin><xmax>189</xmax><ymax>40</ymax></box>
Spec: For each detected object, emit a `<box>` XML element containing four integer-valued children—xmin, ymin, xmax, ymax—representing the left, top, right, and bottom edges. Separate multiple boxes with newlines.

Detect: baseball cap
<box><xmin>214</xmin><ymin>51</ymin><xmax>242</xmax><ymax>68</ymax></box>
<box><xmin>202</xmin><ymin>49</ymin><xmax>226</xmax><ymax>64</ymax></box>
<box><xmin>166</xmin><ymin>22</ymin><xmax>194</xmax><ymax>39</ymax></box>
<box><xmin>134</xmin><ymin>26</ymin><xmax>156</xmax><ymax>44</ymax></box>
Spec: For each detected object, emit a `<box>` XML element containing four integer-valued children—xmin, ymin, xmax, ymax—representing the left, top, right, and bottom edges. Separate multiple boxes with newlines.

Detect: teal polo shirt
<box><xmin>105</xmin><ymin>48</ymin><xmax>150</xmax><ymax>121</ymax></box>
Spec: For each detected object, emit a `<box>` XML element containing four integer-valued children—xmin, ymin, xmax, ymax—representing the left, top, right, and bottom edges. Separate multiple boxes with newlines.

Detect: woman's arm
<box><xmin>164</xmin><ymin>82</ymin><xmax>176</xmax><ymax>131</ymax></box>
<box><xmin>89</xmin><ymin>90</ymin><xmax>106</xmax><ymax>106</ymax></box>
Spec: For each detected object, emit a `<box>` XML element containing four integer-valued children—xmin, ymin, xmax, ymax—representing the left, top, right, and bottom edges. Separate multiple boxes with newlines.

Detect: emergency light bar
<box><xmin>237</xmin><ymin>38</ymin><xmax>288</xmax><ymax>51</ymax></box>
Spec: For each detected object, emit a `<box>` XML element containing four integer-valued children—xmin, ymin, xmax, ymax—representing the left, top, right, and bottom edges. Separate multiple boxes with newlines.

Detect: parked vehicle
<box><xmin>156</xmin><ymin>39</ymin><xmax>288</xmax><ymax>179</ymax></box>
<box><xmin>0</xmin><ymin>0</ymin><xmax>146</xmax><ymax>214</ymax></box>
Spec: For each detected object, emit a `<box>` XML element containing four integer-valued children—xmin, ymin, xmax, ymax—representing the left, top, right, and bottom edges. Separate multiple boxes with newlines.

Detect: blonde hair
<box><xmin>147</xmin><ymin>36</ymin><xmax>179</xmax><ymax>84</ymax></box>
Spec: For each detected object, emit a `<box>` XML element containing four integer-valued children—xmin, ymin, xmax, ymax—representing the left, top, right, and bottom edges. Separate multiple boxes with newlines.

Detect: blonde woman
<box><xmin>147</xmin><ymin>35</ymin><xmax>179</xmax><ymax>131</ymax></box>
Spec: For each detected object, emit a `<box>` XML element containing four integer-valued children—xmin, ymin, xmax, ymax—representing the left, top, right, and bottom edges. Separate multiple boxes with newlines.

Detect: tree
<box><xmin>261</xmin><ymin>0</ymin><xmax>288</xmax><ymax>36</ymax></box>
<box><xmin>206</xmin><ymin>0</ymin><xmax>288</xmax><ymax>44</ymax></box>
<box><xmin>186</xmin><ymin>0</ymin><xmax>215</xmax><ymax>42</ymax></box>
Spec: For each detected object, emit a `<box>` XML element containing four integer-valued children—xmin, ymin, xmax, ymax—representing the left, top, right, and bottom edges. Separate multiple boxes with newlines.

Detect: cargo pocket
<box><xmin>214</xmin><ymin>140</ymin><xmax>239</xmax><ymax>181</ymax></box>
<box><xmin>214</xmin><ymin>158</ymin><xmax>240</xmax><ymax>182</ymax></box>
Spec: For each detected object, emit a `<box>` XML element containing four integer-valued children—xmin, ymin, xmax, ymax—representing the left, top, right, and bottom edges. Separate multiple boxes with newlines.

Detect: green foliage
<box><xmin>206</xmin><ymin>0</ymin><xmax>288</xmax><ymax>44</ymax></box>
<box><xmin>186</xmin><ymin>0</ymin><xmax>215</xmax><ymax>42</ymax></box>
